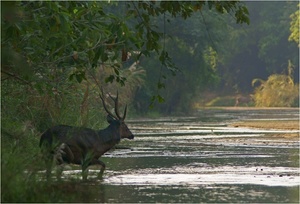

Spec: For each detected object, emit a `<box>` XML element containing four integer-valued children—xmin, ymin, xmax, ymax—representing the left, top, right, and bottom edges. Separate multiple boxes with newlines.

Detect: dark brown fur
<box><xmin>40</xmin><ymin>90</ymin><xmax>133</xmax><ymax>180</ymax></box>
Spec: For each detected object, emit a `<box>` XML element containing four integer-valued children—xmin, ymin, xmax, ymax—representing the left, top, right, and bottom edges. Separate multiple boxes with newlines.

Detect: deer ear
<box><xmin>106</xmin><ymin>115</ymin><xmax>115</xmax><ymax>124</ymax></box>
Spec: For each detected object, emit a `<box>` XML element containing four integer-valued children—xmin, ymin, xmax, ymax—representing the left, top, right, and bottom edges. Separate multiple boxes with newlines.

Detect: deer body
<box><xmin>40</xmin><ymin>90</ymin><xmax>134</xmax><ymax>180</ymax></box>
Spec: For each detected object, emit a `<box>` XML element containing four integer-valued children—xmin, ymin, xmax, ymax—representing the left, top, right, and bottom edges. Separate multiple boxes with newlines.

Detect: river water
<box><xmin>59</xmin><ymin>109</ymin><xmax>299</xmax><ymax>203</ymax></box>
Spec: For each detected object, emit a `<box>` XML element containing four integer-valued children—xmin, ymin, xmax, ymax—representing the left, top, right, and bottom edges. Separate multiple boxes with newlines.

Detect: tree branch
<box><xmin>1</xmin><ymin>69</ymin><xmax>33</xmax><ymax>87</ymax></box>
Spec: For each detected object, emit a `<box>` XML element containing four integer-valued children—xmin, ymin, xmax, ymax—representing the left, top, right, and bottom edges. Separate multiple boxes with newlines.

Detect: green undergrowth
<box><xmin>1</xmin><ymin>85</ymin><xmax>108</xmax><ymax>202</ymax></box>
<box><xmin>1</xmin><ymin>121</ymin><xmax>88</xmax><ymax>202</ymax></box>
<box><xmin>1</xmin><ymin>122</ymin><xmax>109</xmax><ymax>202</ymax></box>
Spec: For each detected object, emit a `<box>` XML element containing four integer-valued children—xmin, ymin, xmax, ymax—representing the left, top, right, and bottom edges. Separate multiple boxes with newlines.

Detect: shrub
<box><xmin>252</xmin><ymin>74</ymin><xmax>299</xmax><ymax>107</ymax></box>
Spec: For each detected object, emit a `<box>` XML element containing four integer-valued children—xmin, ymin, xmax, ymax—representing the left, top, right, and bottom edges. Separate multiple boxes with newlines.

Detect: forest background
<box><xmin>2</xmin><ymin>1</ymin><xmax>299</xmax><ymax>120</ymax></box>
<box><xmin>1</xmin><ymin>1</ymin><xmax>299</xmax><ymax>202</ymax></box>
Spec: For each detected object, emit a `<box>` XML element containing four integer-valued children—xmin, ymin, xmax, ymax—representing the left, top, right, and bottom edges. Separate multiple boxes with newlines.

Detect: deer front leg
<box><xmin>81</xmin><ymin>160</ymin><xmax>90</xmax><ymax>180</ymax></box>
<box><xmin>81</xmin><ymin>160</ymin><xmax>105</xmax><ymax>180</ymax></box>
<box><xmin>97</xmin><ymin>160</ymin><xmax>106</xmax><ymax>180</ymax></box>
<box><xmin>89</xmin><ymin>159</ymin><xmax>106</xmax><ymax>180</ymax></box>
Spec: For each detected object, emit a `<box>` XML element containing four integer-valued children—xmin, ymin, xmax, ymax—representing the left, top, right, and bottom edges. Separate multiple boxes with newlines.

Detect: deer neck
<box><xmin>97</xmin><ymin>125</ymin><xmax>121</xmax><ymax>145</ymax></box>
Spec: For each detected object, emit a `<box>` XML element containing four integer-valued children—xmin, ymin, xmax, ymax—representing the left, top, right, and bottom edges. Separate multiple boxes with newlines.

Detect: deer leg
<box><xmin>81</xmin><ymin>161</ymin><xmax>90</xmax><ymax>180</ymax></box>
<box><xmin>40</xmin><ymin>144</ymin><xmax>53</xmax><ymax>182</ymax></box>
<box><xmin>90</xmin><ymin>159</ymin><xmax>106</xmax><ymax>179</ymax></box>
<box><xmin>81</xmin><ymin>154</ymin><xmax>106</xmax><ymax>180</ymax></box>
<box><xmin>81</xmin><ymin>156</ymin><xmax>92</xmax><ymax>180</ymax></box>
<box><xmin>55</xmin><ymin>164</ymin><xmax>64</xmax><ymax>181</ymax></box>
<box><xmin>54</xmin><ymin>143</ymin><xmax>69</xmax><ymax>181</ymax></box>
<box><xmin>43</xmin><ymin>151</ymin><xmax>53</xmax><ymax>182</ymax></box>
<box><xmin>82</xmin><ymin>167</ymin><xmax>89</xmax><ymax>180</ymax></box>
<box><xmin>45</xmin><ymin>159</ymin><xmax>53</xmax><ymax>181</ymax></box>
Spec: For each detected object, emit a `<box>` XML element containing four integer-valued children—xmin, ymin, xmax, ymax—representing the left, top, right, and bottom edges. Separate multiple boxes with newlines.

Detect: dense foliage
<box><xmin>134</xmin><ymin>1</ymin><xmax>299</xmax><ymax>113</ymax></box>
<box><xmin>288</xmin><ymin>3</ymin><xmax>299</xmax><ymax>47</ymax></box>
<box><xmin>215</xmin><ymin>1</ymin><xmax>299</xmax><ymax>93</ymax></box>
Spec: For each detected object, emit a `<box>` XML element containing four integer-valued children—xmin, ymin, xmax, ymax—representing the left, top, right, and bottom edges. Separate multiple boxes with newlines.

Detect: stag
<box><xmin>39</xmin><ymin>90</ymin><xmax>134</xmax><ymax>180</ymax></box>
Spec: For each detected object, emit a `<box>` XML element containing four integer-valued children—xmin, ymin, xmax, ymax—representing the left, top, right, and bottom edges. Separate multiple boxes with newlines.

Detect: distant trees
<box><xmin>134</xmin><ymin>1</ymin><xmax>299</xmax><ymax>113</ymax></box>
<box><xmin>249</xmin><ymin>3</ymin><xmax>299</xmax><ymax>107</ymax></box>
<box><xmin>288</xmin><ymin>3</ymin><xmax>299</xmax><ymax>47</ymax></box>
<box><xmin>2</xmin><ymin>1</ymin><xmax>249</xmax><ymax>92</ymax></box>
<box><xmin>135</xmin><ymin>10</ymin><xmax>229</xmax><ymax>113</ymax></box>
<box><xmin>2</xmin><ymin>1</ymin><xmax>298</xmax><ymax>119</ymax></box>
<box><xmin>1</xmin><ymin>0</ymin><xmax>252</xmax><ymax>127</ymax></box>
<box><xmin>216</xmin><ymin>1</ymin><xmax>299</xmax><ymax>94</ymax></box>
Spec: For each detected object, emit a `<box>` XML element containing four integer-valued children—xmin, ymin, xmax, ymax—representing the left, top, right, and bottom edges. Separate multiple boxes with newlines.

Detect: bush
<box><xmin>252</xmin><ymin>74</ymin><xmax>299</xmax><ymax>107</ymax></box>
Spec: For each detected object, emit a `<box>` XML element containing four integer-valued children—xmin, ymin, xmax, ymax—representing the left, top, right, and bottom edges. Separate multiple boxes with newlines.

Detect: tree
<box><xmin>288</xmin><ymin>3</ymin><xmax>299</xmax><ymax>47</ymax></box>
<box><xmin>134</xmin><ymin>9</ymin><xmax>227</xmax><ymax>114</ymax></box>
<box><xmin>212</xmin><ymin>1</ymin><xmax>299</xmax><ymax>94</ymax></box>
<box><xmin>1</xmin><ymin>1</ymin><xmax>249</xmax><ymax>96</ymax></box>
<box><xmin>1</xmin><ymin>1</ymin><xmax>251</xmax><ymax>121</ymax></box>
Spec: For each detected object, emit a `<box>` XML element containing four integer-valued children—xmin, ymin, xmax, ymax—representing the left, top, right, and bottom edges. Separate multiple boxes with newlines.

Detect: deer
<box><xmin>39</xmin><ymin>90</ymin><xmax>134</xmax><ymax>180</ymax></box>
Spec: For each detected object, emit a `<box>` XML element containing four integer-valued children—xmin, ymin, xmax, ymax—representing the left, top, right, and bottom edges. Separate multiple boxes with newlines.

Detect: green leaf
<box><xmin>69</xmin><ymin>70</ymin><xmax>86</xmax><ymax>83</ymax></box>
<box><xmin>157</xmin><ymin>94</ymin><xmax>165</xmax><ymax>103</ymax></box>
<box><xmin>105</xmin><ymin>75</ymin><xmax>115</xmax><ymax>83</ymax></box>
<box><xmin>157</xmin><ymin>82</ymin><xmax>165</xmax><ymax>89</ymax></box>
<box><xmin>75</xmin><ymin>74</ymin><xmax>83</xmax><ymax>83</ymax></box>
<box><xmin>102</xmin><ymin>52</ymin><xmax>109</xmax><ymax>62</ymax></box>
<box><xmin>92</xmin><ymin>47</ymin><xmax>104</xmax><ymax>68</ymax></box>
<box><xmin>114</xmin><ymin>68</ymin><xmax>119</xmax><ymax>75</ymax></box>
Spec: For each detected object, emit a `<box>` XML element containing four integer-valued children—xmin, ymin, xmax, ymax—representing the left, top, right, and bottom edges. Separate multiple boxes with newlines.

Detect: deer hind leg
<box><xmin>55</xmin><ymin>164</ymin><xmax>64</xmax><ymax>181</ymax></box>
<box><xmin>53</xmin><ymin>143</ymin><xmax>71</xmax><ymax>181</ymax></box>
<box><xmin>55</xmin><ymin>144</ymin><xmax>64</xmax><ymax>180</ymax></box>
<box><xmin>40</xmin><ymin>143</ymin><xmax>53</xmax><ymax>181</ymax></box>
<box><xmin>41</xmin><ymin>147</ymin><xmax>53</xmax><ymax>181</ymax></box>
<box><xmin>45</xmin><ymin>156</ymin><xmax>53</xmax><ymax>181</ymax></box>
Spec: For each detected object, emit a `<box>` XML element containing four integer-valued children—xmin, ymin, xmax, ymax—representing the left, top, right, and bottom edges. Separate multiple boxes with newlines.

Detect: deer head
<box><xmin>99</xmin><ymin>89</ymin><xmax>133</xmax><ymax>139</ymax></box>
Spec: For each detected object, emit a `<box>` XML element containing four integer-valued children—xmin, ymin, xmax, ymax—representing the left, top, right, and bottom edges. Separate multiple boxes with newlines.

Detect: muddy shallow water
<box><xmin>55</xmin><ymin>109</ymin><xmax>299</xmax><ymax>203</ymax></box>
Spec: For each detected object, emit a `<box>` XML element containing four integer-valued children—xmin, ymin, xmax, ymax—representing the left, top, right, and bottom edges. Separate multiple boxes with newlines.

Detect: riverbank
<box><xmin>230</xmin><ymin>120</ymin><xmax>299</xmax><ymax>138</ymax></box>
<box><xmin>209</xmin><ymin>107</ymin><xmax>300</xmax><ymax>137</ymax></box>
<box><xmin>231</xmin><ymin>120</ymin><xmax>299</xmax><ymax>131</ymax></box>
<box><xmin>202</xmin><ymin>107</ymin><xmax>299</xmax><ymax>130</ymax></box>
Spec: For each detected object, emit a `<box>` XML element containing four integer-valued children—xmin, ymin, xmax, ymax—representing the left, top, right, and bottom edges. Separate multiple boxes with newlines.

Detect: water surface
<box><xmin>56</xmin><ymin>109</ymin><xmax>300</xmax><ymax>202</ymax></box>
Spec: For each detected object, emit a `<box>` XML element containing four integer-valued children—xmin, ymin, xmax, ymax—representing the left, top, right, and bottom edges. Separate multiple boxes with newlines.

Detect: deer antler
<box><xmin>99</xmin><ymin>88</ymin><xmax>117</xmax><ymax>120</ymax></box>
<box><xmin>100</xmin><ymin>88</ymin><xmax>127</xmax><ymax>121</ymax></box>
<box><xmin>107</xmin><ymin>90</ymin><xmax>127</xmax><ymax>121</ymax></box>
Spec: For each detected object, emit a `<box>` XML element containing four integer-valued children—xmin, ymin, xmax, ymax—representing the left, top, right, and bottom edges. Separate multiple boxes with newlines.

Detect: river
<box><xmin>57</xmin><ymin>108</ymin><xmax>300</xmax><ymax>203</ymax></box>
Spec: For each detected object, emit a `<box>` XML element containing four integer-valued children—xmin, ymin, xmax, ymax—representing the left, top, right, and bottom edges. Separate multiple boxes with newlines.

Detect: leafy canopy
<box><xmin>2</xmin><ymin>1</ymin><xmax>249</xmax><ymax>100</ymax></box>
